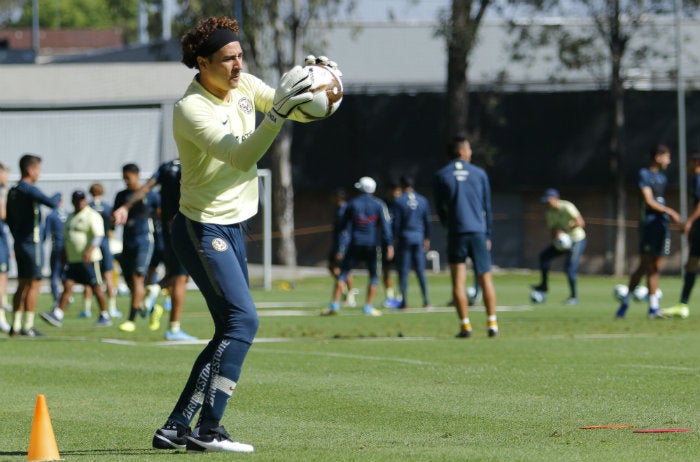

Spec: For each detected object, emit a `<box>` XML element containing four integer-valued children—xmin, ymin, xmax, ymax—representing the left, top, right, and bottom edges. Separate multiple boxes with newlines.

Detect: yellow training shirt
<box><xmin>63</xmin><ymin>206</ymin><xmax>105</xmax><ymax>263</ymax></box>
<box><xmin>173</xmin><ymin>73</ymin><xmax>280</xmax><ymax>225</ymax></box>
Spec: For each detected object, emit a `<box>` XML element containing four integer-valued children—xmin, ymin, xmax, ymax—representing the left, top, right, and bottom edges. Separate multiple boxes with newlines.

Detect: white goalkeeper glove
<box><xmin>266</xmin><ymin>65</ymin><xmax>313</xmax><ymax>124</ymax></box>
<box><xmin>305</xmin><ymin>54</ymin><xmax>343</xmax><ymax>77</ymax></box>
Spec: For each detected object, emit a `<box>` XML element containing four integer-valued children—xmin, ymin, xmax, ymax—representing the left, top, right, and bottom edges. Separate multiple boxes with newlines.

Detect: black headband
<box><xmin>197</xmin><ymin>27</ymin><xmax>239</xmax><ymax>57</ymax></box>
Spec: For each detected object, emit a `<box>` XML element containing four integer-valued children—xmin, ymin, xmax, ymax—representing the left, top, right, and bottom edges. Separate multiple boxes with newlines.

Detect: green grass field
<box><xmin>1</xmin><ymin>271</ymin><xmax>698</xmax><ymax>461</ymax></box>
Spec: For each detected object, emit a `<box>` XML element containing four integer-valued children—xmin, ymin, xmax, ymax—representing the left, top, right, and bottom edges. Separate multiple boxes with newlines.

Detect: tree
<box><xmin>436</xmin><ymin>0</ymin><xmax>492</xmax><ymax>140</ymax></box>
<box><xmin>507</xmin><ymin>0</ymin><xmax>699</xmax><ymax>275</ymax></box>
<box><xmin>8</xmin><ymin>0</ymin><xmax>152</xmax><ymax>43</ymax></box>
<box><xmin>175</xmin><ymin>0</ymin><xmax>350</xmax><ymax>266</ymax></box>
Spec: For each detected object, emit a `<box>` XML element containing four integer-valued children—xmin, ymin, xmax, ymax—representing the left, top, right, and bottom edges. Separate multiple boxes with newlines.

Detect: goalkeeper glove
<box><xmin>266</xmin><ymin>66</ymin><xmax>313</xmax><ymax>124</ymax></box>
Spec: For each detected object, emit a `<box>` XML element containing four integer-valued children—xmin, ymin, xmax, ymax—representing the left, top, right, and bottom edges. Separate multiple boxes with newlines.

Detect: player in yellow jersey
<box><xmin>150</xmin><ymin>16</ymin><xmax>340</xmax><ymax>453</ymax></box>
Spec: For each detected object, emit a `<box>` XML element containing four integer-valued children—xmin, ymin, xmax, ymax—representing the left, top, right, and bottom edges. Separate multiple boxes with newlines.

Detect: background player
<box><xmin>113</xmin><ymin>158</ymin><xmax>196</xmax><ymax>341</ymax></box>
<box><xmin>433</xmin><ymin>137</ymin><xmax>498</xmax><ymax>338</ymax></box>
<box><xmin>616</xmin><ymin>144</ymin><xmax>680</xmax><ymax>319</ymax></box>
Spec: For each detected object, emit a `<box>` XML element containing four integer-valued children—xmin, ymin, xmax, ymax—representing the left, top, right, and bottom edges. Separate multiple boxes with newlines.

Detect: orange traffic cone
<box><xmin>27</xmin><ymin>394</ymin><xmax>61</xmax><ymax>461</ymax></box>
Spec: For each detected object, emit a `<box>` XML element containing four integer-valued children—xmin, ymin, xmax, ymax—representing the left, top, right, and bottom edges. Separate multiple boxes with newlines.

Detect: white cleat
<box><xmin>186</xmin><ymin>426</ymin><xmax>254</xmax><ymax>453</ymax></box>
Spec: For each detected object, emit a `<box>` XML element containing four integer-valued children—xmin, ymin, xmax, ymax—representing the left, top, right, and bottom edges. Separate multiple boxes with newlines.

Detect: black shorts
<box><xmin>65</xmin><ymin>261</ymin><xmax>102</xmax><ymax>287</ymax></box>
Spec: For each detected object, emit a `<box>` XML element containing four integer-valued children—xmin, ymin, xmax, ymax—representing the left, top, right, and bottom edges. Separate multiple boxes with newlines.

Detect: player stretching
<box><xmin>616</xmin><ymin>145</ymin><xmax>680</xmax><ymax>319</ymax></box>
<box><xmin>151</xmin><ymin>16</ymin><xmax>333</xmax><ymax>453</ymax></box>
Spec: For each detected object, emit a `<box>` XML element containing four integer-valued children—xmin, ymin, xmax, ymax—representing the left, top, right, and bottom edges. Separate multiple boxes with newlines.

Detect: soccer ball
<box><xmin>633</xmin><ymin>286</ymin><xmax>662</xmax><ymax>302</ymax></box>
<box><xmin>530</xmin><ymin>290</ymin><xmax>546</xmax><ymax>304</ymax></box>
<box><xmin>632</xmin><ymin>285</ymin><xmax>649</xmax><ymax>301</ymax></box>
<box><xmin>613</xmin><ymin>284</ymin><xmax>629</xmax><ymax>301</ymax></box>
<box><xmin>294</xmin><ymin>64</ymin><xmax>343</xmax><ymax>121</ymax></box>
<box><xmin>553</xmin><ymin>232</ymin><xmax>573</xmax><ymax>251</ymax></box>
<box><xmin>467</xmin><ymin>286</ymin><xmax>480</xmax><ymax>304</ymax></box>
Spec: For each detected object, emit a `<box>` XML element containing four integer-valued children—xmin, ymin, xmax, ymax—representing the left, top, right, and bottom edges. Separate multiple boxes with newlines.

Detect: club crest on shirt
<box><xmin>212</xmin><ymin>238</ymin><xmax>228</xmax><ymax>252</ymax></box>
<box><xmin>238</xmin><ymin>97</ymin><xmax>253</xmax><ymax>114</ymax></box>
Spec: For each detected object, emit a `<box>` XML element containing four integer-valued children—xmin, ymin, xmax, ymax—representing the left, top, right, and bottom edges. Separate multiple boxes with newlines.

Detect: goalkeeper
<box><xmin>531</xmin><ymin>188</ymin><xmax>587</xmax><ymax>306</ymax></box>
<box><xmin>151</xmin><ymin>15</ymin><xmax>339</xmax><ymax>454</ymax></box>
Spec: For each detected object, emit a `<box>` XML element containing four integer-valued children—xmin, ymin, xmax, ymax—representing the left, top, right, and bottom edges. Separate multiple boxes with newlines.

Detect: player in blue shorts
<box><xmin>616</xmin><ymin>145</ymin><xmax>680</xmax><ymax>319</ymax></box>
<box><xmin>325</xmin><ymin>176</ymin><xmax>393</xmax><ymax>316</ymax></box>
<box><xmin>113</xmin><ymin>159</ymin><xmax>196</xmax><ymax>341</ymax></box>
<box><xmin>113</xmin><ymin>163</ymin><xmax>161</xmax><ymax>332</ymax></box>
<box><xmin>393</xmin><ymin>175</ymin><xmax>432</xmax><ymax>309</ymax></box>
<box><xmin>150</xmin><ymin>16</ymin><xmax>332</xmax><ymax>453</ymax></box>
<box><xmin>662</xmin><ymin>152</ymin><xmax>700</xmax><ymax>319</ymax></box>
<box><xmin>434</xmin><ymin>137</ymin><xmax>498</xmax><ymax>338</ymax></box>
<box><xmin>5</xmin><ymin>154</ymin><xmax>61</xmax><ymax>337</ymax></box>
<box><xmin>0</xmin><ymin>163</ymin><xmax>11</xmax><ymax>333</ymax></box>
<box><xmin>40</xmin><ymin>190</ymin><xmax>111</xmax><ymax>328</ymax></box>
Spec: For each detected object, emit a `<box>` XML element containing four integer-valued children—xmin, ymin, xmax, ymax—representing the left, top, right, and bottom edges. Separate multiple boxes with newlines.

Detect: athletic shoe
<box><xmin>455</xmin><ymin>328</ymin><xmax>472</xmax><ymax>338</ymax></box>
<box><xmin>95</xmin><ymin>315</ymin><xmax>112</xmax><ymax>327</ymax></box>
<box><xmin>165</xmin><ymin>329</ymin><xmax>197</xmax><ymax>341</ymax></box>
<box><xmin>119</xmin><ymin>321</ymin><xmax>136</xmax><ymax>332</ymax></box>
<box><xmin>39</xmin><ymin>311</ymin><xmax>63</xmax><ymax>327</ymax></box>
<box><xmin>615</xmin><ymin>302</ymin><xmax>629</xmax><ymax>319</ymax></box>
<box><xmin>321</xmin><ymin>302</ymin><xmax>340</xmax><ymax>316</ymax></box>
<box><xmin>149</xmin><ymin>304</ymin><xmax>164</xmax><ymax>331</ymax></box>
<box><xmin>153</xmin><ymin>423</ymin><xmax>191</xmax><ymax>450</ymax></box>
<box><xmin>108</xmin><ymin>308</ymin><xmax>123</xmax><ymax>319</ymax></box>
<box><xmin>77</xmin><ymin>309</ymin><xmax>92</xmax><ymax>318</ymax></box>
<box><xmin>648</xmin><ymin>308</ymin><xmax>667</xmax><ymax>319</ymax></box>
<box><xmin>661</xmin><ymin>303</ymin><xmax>690</xmax><ymax>319</ymax></box>
<box><xmin>488</xmin><ymin>321</ymin><xmax>499</xmax><ymax>338</ymax></box>
<box><xmin>531</xmin><ymin>284</ymin><xmax>547</xmax><ymax>292</ymax></box>
<box><xmin>382</xmin><ymin>298</ymin><xmax>402</xmax><ymax>309</ymax></box>
<box><xmin>20</xmin><ymin>327</ymin><xmax>43</xmax><ymax>337</ymax></box>
<box><xmin>363</xmin><ymin>305</ymin><xmax>382</xmax><ymax>317</ymax></box>
<box><xmin>0</xmin><ymin>319</ymin><xmax>10</xmax><ymax>334</ymax></box>
<box><xmin>186</xmin><ymin>426</ymin><xmax>254</xmax><ymax>453</ymax></box>
<box><xmin>564</xmin><ymin>297</ymin><xmax>579</xmax><ymax>306</ymax></box>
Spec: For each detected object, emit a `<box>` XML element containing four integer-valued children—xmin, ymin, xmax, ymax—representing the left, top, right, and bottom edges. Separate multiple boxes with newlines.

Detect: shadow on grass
<box><xmin>0</xmin><ymin>448</ymin><xmax>185</xmax><ymax>459</ymax></box>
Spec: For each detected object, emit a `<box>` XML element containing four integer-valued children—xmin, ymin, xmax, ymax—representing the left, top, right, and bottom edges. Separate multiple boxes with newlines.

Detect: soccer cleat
<box><xmin>20</xmin><ymin>327</ymin><xmax>44</xmax><ymax>337</ymax></box>
<box><xmin>456</xmin><ymin>328</ymin><xmax>472</xmax><ymax>338</ymax></box>
<box><xmin>615</xmin><ymin>302</ymin><xmax>629</xmax><ymax>319</ymax></box>
<box><xmin>153</xmin><ymin>423</ymin><xmax>191</xmax><ymax>450</ymax></box>
<box><xmin>95</xmin><ymin>315</ymin><xmax>112</xmax><ymax>327</ymax></box>
<box><xmin>363</xmin><ymin>305</ymin><xmax>382</xmax><ymax>317</ymax></box>
<box><xmin>531</xmin><ymin>284</ymin><xmax>547</xmax><ymax>292</ymax></box>
<box><xmin>77</xmin><ymin>309</ymin><xmax>92</xmax><ymax>318</ymax></box>
<box><xmin>0</xmin><ymin>319</ymin><xmax>10</xmax><ymax>334</ymax></box>
<box><xmin>648</xmin><ymin>308</ymin><xmax>667</xmax><ymax>319</ymax></box>
<box><xmin>119</xmin><ymin>320</ymin><xmax>136</xmax><ymax>332</ymax></box>
<box><xmin>661</xmin><ymin>303</ymin><xmax>690</xmax><ymax>319</ymax></box>
<box><xmin>186</xmin><ymin>426</ymin><xmax>254</xmax><ymax>453</ymax></box>
<box><xmin>39</xmin><ymin>311</ymin><xmax>63</xmax><ymax>327</ymax></box>
<box><xmin>564</xmin><ymin>297</ymin><xmax>579</xmax><ymax>306</ymax></box>
<box><xmin>487</xmin><ymin>320</ymin><xmax>499</xmax><ymax>337</ymax></box>
<box><xmin>382</xmin><ymin>298</ymin><xmax>402</xmax><ymax>309</ymax></box>
<box><xmin>321</xmin><ymin>301</ymin><xmax>340</xmax><ymax>316</ymax></box>
<box><xmin>108</xmin><ymin>307</ymin><xmax>123</xmax><ymax>319</ymax></box>
<box><xmin>165</xmin><ymin>329</ymin><xmax>197</xmax><ymax>341</ymax></box>
<box><xmin>149</xmin><ymin>304</ymin><xmax>164</xmax><ymax>331</ymax></box>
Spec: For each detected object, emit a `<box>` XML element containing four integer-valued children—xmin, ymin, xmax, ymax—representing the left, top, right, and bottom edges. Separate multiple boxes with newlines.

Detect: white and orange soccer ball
<box><xmin>294</xmin><ymin>64</ymin><xmax>343</xmax><ymax>121</ymax></box>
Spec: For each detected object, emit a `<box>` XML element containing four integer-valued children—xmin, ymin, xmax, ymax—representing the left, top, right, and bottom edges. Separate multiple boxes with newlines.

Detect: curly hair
<box><xmin>181</xmin><ymin>16</ymin><xmax>239</xmax><ymax>69</ymax></box>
